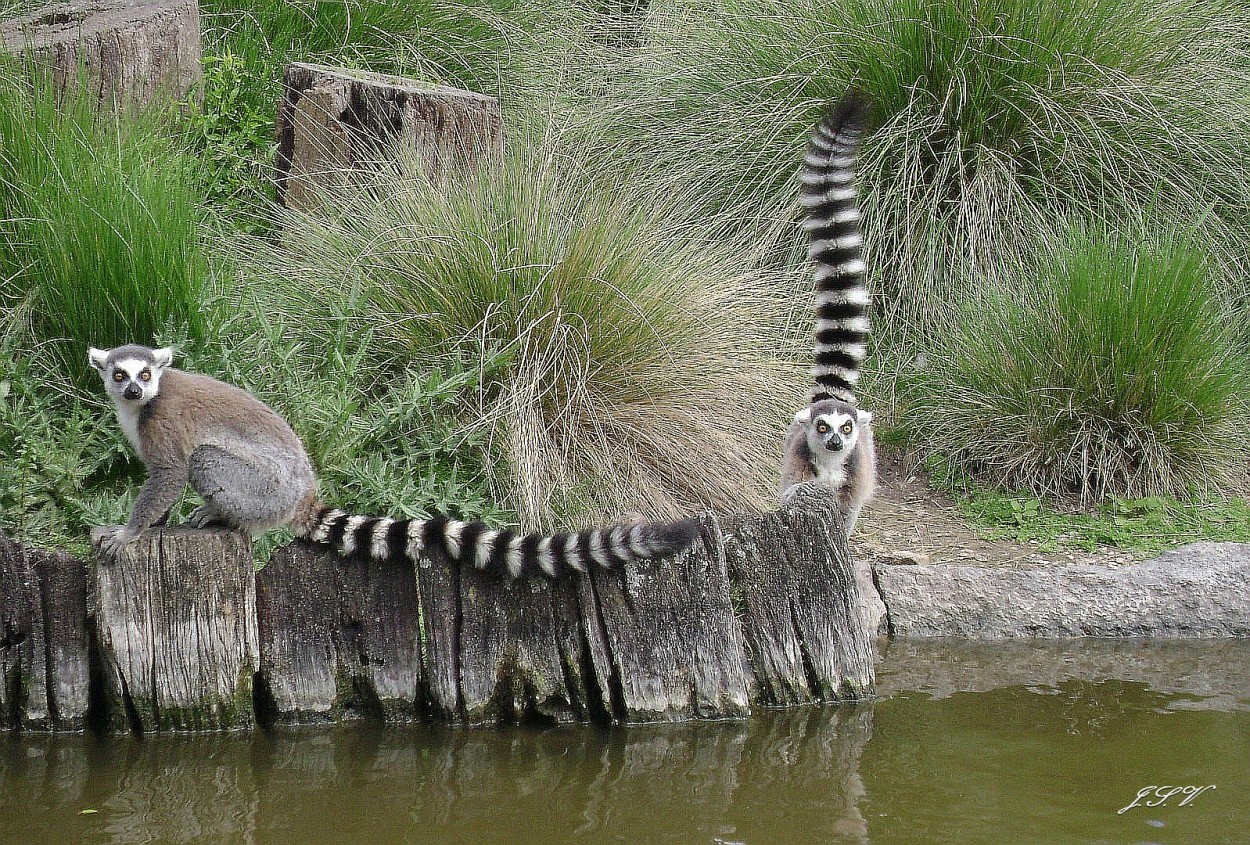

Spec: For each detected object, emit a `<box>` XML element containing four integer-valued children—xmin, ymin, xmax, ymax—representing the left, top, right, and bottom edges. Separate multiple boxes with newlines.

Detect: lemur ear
<box><xmin>857</xmin><ymin>409</ymin><xmax>873</xmax><ymax>425</ymax></box>
<box><xmin>152</xmin><ymin>347</ymin><xmax>175</xmax><ymax>369</ymax></box>
<box><xmin>88</xmin><ymin>347</ymin><xmax>108</xmax><ymax>373</ymax></box>
<box><xmin>794</xmin><ymin>407</ymin><xmax>813</xmax><ymax>423</ymax></box>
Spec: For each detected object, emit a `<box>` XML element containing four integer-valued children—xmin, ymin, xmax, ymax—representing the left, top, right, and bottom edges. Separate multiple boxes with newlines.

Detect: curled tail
<box><xmin>296</xmin><ymin>503</ymin><xmax>701</xmax><ymax>579</ymax></box>
<box><xmin>800</xmin><ymin>93</ymin><xmax>871</xmax><ymax>405</ymax></box>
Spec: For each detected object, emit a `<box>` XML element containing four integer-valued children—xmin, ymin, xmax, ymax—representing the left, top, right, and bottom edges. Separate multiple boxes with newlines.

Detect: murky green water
<box><xmin>3</xmin><ymin>640</ymin><xmax>1247</xmax><ymax>845</ymax></box>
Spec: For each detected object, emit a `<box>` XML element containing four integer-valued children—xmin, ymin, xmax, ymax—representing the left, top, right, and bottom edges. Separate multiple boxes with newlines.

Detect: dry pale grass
<box><xmin>240</xmin><ymin>141</ymin><xmax>809</xmax><ymax>529</ymax></box>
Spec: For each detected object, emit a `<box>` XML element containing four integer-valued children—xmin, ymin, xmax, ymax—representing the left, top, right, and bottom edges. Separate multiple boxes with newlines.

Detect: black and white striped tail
<box><xmin>800</xmin><ymin>94</ymin><xmax>871</xmax><ymax>405</ymax></box>
<box><xmin>297</xmin><ymin>505</ymin><xmax>701</xmax><ymax>579</ymax></box>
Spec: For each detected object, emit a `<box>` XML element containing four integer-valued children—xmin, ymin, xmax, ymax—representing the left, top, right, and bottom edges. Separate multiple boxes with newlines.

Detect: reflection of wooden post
<box><xmin>274</xmin><ymin>62</ymin><xmax>503</xmax><ymax>209</ymax></box>
<box><xmin>90</xmin><ymin>527</ymin><xmax>258</xmax><ymax>732</ymax></box>
<box><xmin>0</xmin><ymin>0</ymin><xmax>202</xmax><ymax>108</ymax></box>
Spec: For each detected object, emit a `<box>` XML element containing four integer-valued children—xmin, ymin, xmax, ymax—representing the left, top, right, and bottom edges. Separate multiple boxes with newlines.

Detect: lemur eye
<box><xmin>112</xmin><ymin>371</ymin><xmax>125</xmax><ymax>382</ymax></box>
<box><xmin>816</xmin><ymin>422</ymin><xmax>830</xmax><ymax>434</ymax></box>
<box><xmin>139</xmin><ymin>370</ymin><xmax>152</xmax><ymax>382</ymax></box>
<box><xmin>841</xmin><ymin>423</ymin><xmax>853</xmax><ymax>435</ymax></box>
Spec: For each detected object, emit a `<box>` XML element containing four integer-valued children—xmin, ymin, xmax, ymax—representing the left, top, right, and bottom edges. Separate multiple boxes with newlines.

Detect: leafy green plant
<box><xmin>145</xmin><ymin>284</ymin><xmax>514</xmax><ymax>534</ymax></box>
<box><xmin>183</xmin><ymin>49</ymin><xmax>277</xmax><ymax>209</ymax></box>
<box><xmin>235</xmin><ymin>143</ymin><xmax>804</xmax><ymax>529</ymax></box>
<box><xmin>904</xmin><ymin>226</ymin><xmax>1250</xmax><ymax>501</ymax></box>
<box><xmin>0</xmin><ymin>307</ymin><xmax>509</xmax><ymax>554</ymax></box>
<box><xmin>965</xmin><ymin>491</ymin><xmax>1250</xmax><ymax>557</ymax></box>
<box><xmin>920</xmin><ymin>453</ymin><xmax>1250</xmax><ymax>555</ymax></box>
<box><xmin>0</xmin><ymin>349</ymin><xmax>132</xmax><ymax>554</ymax></box>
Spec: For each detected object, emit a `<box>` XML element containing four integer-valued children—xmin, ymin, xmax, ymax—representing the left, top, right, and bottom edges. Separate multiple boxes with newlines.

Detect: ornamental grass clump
<box><xmin>907</xmin><ymin>228</ymin><xmax>1250</xmax><ymax>502</ymax></box>
<box><xmin>241</xmin><ymin>147</ymin><xmax>804</xmax><ymax>529</ymax></box>
<box><xmin>0</xmin><ymin>69</ymin><xmax>207</xmax><ymax>375</ymax></box>
<box><xmin>580</xmin><ymin>0</ymin><xmax>1250</xmax><ymax>332</ymax></box>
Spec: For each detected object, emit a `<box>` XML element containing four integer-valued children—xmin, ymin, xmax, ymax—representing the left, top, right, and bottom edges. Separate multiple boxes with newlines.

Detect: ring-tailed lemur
<box><xmin>88</xmin><ymin>344</ymin><xmax>699</xmax><ymax>577</ymax></box>
<box><xmin>779</xmin><ymin>93</ymin><xmax>876</xmax><ymax>536</ymax></box>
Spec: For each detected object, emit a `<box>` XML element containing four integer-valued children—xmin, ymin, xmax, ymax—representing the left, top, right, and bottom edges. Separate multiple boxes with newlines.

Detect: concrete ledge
<box><xmin>875</xmin><ymin>542</ymin><xmax>1250</xmax><ymax>638</ymax></box>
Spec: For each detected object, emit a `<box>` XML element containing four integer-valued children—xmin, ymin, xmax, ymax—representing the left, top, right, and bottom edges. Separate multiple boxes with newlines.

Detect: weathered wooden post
<box><xmin>249</xmin><ymin>486</ymin><xmax>875</xmax><ymax>727</ymax></box>
<box><xmin>723</xmin><ymin>483</ymin><xmax>877</xmax><ymax>705</ymax></box>
<box><xmin>0</xmin><ymin>0</ymin><xmax>202</xmax><ymax>108</ymax></box>
<box><xmin>33</xmin><ymin>546</ymin><xmax>90</xmax><ymax>730</ymax></box>
<box><xmin>5</xmin><ymin>485</ymin><xmax>876</xmax><ymax>733</ymax></box>
<box><xmin>0</xmin><ymin>530</ymin><xmax>89</xmax><ymax>731</ymax></box>
<box><xmin>255</xmin><ymin>542</ymin><xmax>424</xmax><ymax>724</ymax></box>
<box><xmin>0</xmin><ymin>529</ymin><xmax>49</xmax><ymax>730</ymax></box>
<box><xmin>576</xmin><ymin>519</ymin><xmax>752</xmax><ymax>722</ymax></box>
<box><xmin>274</xmin><ymin>62</ymin><xmax>503</xmax><ymax>208</ymax></box>
<box><xmin>89</xmin><ymin>527</ymin><xmax>258</xmax><ymax>731</ymax></box>
<box><xmin>417</xmin><ymin>550</ymin><xmax>600</xmax><ymax>725</ymax></box>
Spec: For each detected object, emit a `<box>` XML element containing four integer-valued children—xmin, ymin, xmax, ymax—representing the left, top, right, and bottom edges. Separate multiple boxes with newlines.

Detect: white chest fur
<box><xmin>813</xmin><ymin>452</ymin><xmax>850</xmax><ymax>489</ymax></box>
<box><xmin>112</xmin><ymin>401</ymin><xmax>144</xmax><ymax>457</ymax></box>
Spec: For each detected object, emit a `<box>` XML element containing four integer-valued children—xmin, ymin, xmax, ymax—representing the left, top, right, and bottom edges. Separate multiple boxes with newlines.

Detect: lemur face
<box><xmin>795</xmin><ymin>399</ymin><xmax>872</xmax><ymax>455</ymax></box>
<box><xmin>88</xmin><ymin>345</ymin><xmax>173</xmax><ymax>406</ymax></box>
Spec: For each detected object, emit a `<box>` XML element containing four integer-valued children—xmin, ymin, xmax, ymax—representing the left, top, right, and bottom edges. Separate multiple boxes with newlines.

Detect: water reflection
<box><xmin>878</xmin><ymin>638</ymin><xmax>1250</xmax><ymax>711</ymax></box>
<box><xmin>2</xmin><ymin>640</ymin><xmax>1248</xmax><ymax>845</ymax></box>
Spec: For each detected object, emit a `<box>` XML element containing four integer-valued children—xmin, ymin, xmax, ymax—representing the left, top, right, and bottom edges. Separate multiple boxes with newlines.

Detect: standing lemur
<box><xmin>780</xmin><ymin>94</ymin><xmax>876</xmax><ymax>535</ymax></box>
<box><xmin>88</xmin><ymin>345</ymin><xmax>698</xmax><ymax>577</ymax></box>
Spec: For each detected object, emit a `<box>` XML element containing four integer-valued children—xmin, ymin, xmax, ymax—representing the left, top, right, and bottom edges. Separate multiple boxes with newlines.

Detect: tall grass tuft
<box><xmin>238</xmin><ymin>146</ymin><xmax>805</xmax><ymax>529</ymax></box>
<box><xmin>0</xmin><ymin>68</ymin><xmax>207</xmax><ymax>368</ymax></box>
<box><xmin>575</xmin><ymin>0</ymin><xmax>1250</xmax><ymax>334</ymax></box>
<box><xmin>904</xmin><ymin>227</ymin><xmax>1250</xmax><ymax>501</ymax></box>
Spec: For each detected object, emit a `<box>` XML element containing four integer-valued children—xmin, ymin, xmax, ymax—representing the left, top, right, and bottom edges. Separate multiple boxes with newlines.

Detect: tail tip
<box><xmin>650</xmin><ymin>517</ymin><xmax>702</xmax><ymax>558</ymax></box>
<box><xmin>827</xmin><ymin>89</ymin><xmax>872</xmax><ymax>132</ymax></box>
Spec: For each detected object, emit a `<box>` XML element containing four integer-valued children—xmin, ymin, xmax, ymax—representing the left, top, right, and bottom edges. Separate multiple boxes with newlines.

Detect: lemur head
<box><xmin>795</xmin><ymin>398</ymin><xmax>872</xmax><ymax>455</ymax></box>
<box><xmin>88</xmin><ymin>344</ymin><xmax>174</xmax><ymax>406</ymax></box>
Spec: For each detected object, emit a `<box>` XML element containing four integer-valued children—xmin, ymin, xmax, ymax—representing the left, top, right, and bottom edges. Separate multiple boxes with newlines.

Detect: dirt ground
<box><xmin>850</xmin><ymin>453</ymin><xmax>1140</xmax><ymax>568</ymax></box>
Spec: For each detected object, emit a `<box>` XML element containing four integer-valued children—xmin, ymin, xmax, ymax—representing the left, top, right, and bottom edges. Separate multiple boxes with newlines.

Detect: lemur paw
<box><xmin>186</xmin><ymin>505</ymin><xmax>224</xmax><ymax>529</ymax></box>
<box><xmin>96</xmin><ymin>526</ymin><xmax>140</xmax><ymax>559</ymax></box>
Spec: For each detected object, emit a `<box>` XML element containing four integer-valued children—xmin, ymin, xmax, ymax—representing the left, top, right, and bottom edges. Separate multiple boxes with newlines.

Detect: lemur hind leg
<box><xmin>187</xmin><ymin>444</ymin><xmax>306</xmax><ymax>532</ymax></box>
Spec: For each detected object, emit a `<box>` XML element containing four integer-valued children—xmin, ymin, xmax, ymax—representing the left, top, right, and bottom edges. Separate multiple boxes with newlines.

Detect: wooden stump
<box><xmin>89</xmin><ymin>527</ymin><xmax>258</xmax><ymax>731</ymax></box>
<box><xmin>0</xmin><ymin>530</ymin><xmax>88</xmax><ymax>731</ymax></box>
<box><xmin>274</xmin><ymin>62</ymin><xmax>503</xmax><ymax>208</ymax></box>
<box><xmin>414</xmin><ymin>517</ymin><xmax>754</xmax><ymax>726</ymax></box>
<box><xmin>0</xmin><ymin>0</ymin><xmax>202</xmax><ymax>109</ymax></box>
<box><xmin>256</xmin><ymin>541</ymin><xmax>423</xmax><ymax>724</ymax></box>
<box><xmin>723</xmin><ymin>483</ymin><xmax>876</xmax><ymax>705</ymax></box>
<box><xmin>417</xmin><ymin>550</ymin><xmax>592</xmax><ymax>725</ymax></box>
<box><xmin>0</xmin><ymin>529</ymin><xmax>48</xmax><ymax>730</ymax></box>
<box><xmin>2</xmin><ymin>490</ymin><xmax>876</xmax><ymax>733</ymax></box>
<box><xmin>32</xmin><ymin>547</ymin><xmax>90</xmax><ymax>730</ymax></box>
<box><xmin>579</xmin><ymin>517</ymin><xmax>752</xmax><ymax>722</ymax></box>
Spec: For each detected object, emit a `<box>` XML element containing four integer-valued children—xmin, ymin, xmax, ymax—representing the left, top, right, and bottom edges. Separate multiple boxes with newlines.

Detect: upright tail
<box><xmin>296</xmin><ymin>503</ymin><xmax>701</xmax><ymax>579</ymax></box>
<box><xmin>800</xmin><ymin>93</ymin><xmax>872</xmax><ymax>405</ymax></box>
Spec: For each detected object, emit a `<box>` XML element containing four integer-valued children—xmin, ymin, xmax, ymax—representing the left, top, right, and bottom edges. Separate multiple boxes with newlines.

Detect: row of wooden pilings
<box><xmin>0</xmin><ymin>485</ymin><xmax>875</xmax><ymax>732</ymax></box>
